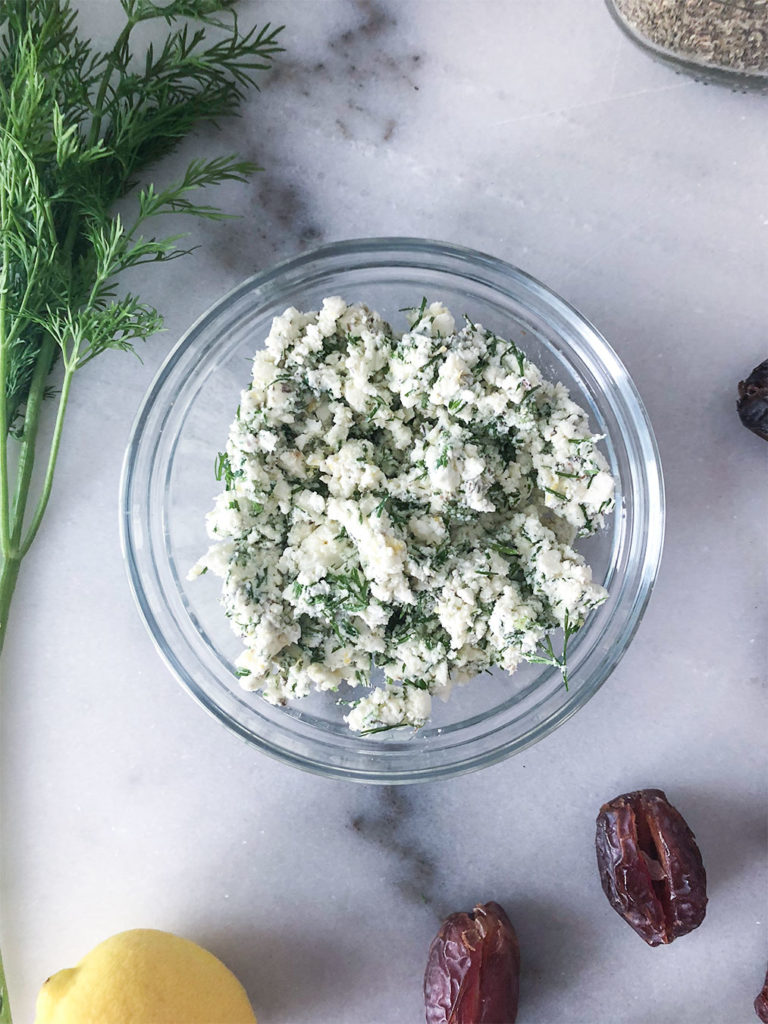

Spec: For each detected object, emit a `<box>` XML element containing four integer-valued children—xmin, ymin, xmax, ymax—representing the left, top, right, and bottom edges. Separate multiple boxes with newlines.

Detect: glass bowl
<box><xmin>120</xmin><ymin>238</ymin><xmax>664</xmax><ymax>783</ymax></box>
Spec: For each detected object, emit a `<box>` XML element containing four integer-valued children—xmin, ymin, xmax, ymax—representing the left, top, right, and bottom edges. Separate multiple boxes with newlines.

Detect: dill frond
<box><xmin>0</xmin><ymin>0</ymin><xmax>283</xmax><ymax>650</ymax></box>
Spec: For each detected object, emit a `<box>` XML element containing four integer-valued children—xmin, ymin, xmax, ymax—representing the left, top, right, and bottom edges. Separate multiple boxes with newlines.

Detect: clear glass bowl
<box><xmin>120</xmin><ymin>238</ymin><xmax>664</xmax><ymax>783</ymax></box>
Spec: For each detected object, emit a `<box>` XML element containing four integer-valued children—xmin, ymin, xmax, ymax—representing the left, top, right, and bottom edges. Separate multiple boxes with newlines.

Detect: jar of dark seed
<box><xmin>606</xmin><ymin>0</ymin><xmax>768</xmax><ymax>89</ymax></box>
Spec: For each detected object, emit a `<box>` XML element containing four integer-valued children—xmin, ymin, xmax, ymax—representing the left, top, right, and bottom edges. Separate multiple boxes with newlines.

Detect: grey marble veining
<box><xmin>1</xmin><ymin>1</ymin><xmax>766</xmax><ymax>1022</ymax></box>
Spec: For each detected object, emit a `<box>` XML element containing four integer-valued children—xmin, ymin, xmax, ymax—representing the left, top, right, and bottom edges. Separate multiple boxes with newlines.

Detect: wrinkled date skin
<box><xmin>595</xmin><ymin>788</ymin><xmax>707</xmax><ymax>946</ymax></box>
<box><xmin>424</xmin><ymin>901</ymin><xmax>520</xmax><ymax>1024</ymax></box>
<box><xmin>737</xmin><ymin>358</ymin><xmax>768</xmax><ymax>441</ymax></box>
<box><xmin>755</xmin><ymin>965</ymin><xmax>768</xmax><ymax>1022</ymax></box>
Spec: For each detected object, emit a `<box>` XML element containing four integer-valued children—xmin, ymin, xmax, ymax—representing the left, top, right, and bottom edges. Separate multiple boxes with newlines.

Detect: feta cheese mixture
<box><xmin>190</xmin><ymin>298</ymin><xmax>616</xmax><ymax>734</ymax></box>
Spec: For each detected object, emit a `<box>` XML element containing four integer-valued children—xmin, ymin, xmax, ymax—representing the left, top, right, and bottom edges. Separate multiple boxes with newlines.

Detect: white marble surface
<box><xmin>2</xmin><ymin>1</ymin><xmax>767</xmax><ymax>1021</ymax></box>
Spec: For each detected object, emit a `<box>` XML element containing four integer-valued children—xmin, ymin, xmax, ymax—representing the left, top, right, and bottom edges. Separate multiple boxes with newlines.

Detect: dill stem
<box><xmin>19</xmin><ymin>364</ymin><xmax>74</xmax><ymax>559</ymax></box>
<box><xmin>10</xmin><ymin>336</ymin><xmax>56</xmax><ymax>548</ymax></box>
<box><xmin>0</xmin><ymin>234</ymin><xmax>11</xmax><ymax>557</ymax></box>
<box><xmin>62</xmin><ymin>210</ymin><xmax>80</xmax><ymax>258</ymax></box>
<box><xmin>0</xmin><ymin>554</ymin><xmax>20</xmax><ymax>658</ymax></box>
<box><xmin>87</xmin><ymin>18</ymin><xmax>135</xmax><ymax>149</ymax></box>
<box><xmin>0</xmin><ymin>340</ymin><xmax>64</xmax><ymax>652</ymax></box>
<box><xmin>0</xmin><ymin>941</ymin><xmax>12</xmax><ymax>1024</ymax></box>
<box><xmin>0</xmin><ymin>340</ymin><xmax>56</xmax><ymax>654</ymax></box>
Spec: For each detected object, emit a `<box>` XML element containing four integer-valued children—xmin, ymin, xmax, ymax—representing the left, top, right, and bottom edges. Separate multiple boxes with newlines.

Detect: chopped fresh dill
<box><xmin>491</xmin><ymin>543</ymin><xmax>519</xmax><ymax>559</ymax></box>
<box><xmin>525</xmin><ymin>611</ymin><xmax>579</xmax><ymax>690</ymax></box>
<box><xmin>358</xmin><ymin>721</ymin><xmax>414</xmax><ymax>737</ymax></box>
<box><xmin>398</xmin><ymin>296</ymin><xmax>428</xmax><ymax>324</ymax></box>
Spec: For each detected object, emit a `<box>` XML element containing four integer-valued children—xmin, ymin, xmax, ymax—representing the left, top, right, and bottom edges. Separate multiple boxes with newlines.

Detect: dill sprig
<box><xmin>525</xmin><ymin>610</ymin><xmax>579</xmax><ymax>689</ymax></box>
<box><xmin>0</xmin><ymin>0</ymin><xmax>283</xmax><ymax>657</ymax></box>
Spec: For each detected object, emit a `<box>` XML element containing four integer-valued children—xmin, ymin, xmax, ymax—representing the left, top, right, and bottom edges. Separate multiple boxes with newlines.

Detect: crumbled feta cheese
<box><xmin>191</xmin><ymin>299</ymin><xmax>615</xmax><ymax>733</ymax></box>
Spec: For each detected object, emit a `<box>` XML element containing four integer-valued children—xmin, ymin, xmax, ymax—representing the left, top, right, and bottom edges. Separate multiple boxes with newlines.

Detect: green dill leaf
<box><xmin>358</xmin><ymin>722</ymin><xmax>412</xmax><ymax>737</ymax></box>
<box><xmin>525</xmin><ymin>611</ymin><xmax>579</xmax><ymax>690</ymax></box>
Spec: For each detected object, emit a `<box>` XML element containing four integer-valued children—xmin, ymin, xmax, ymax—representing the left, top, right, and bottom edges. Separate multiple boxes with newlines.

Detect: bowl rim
<box><xmin>120</xmin><ymin>235</ymin><xmax>665</xmax><ymax>783</ymax></box>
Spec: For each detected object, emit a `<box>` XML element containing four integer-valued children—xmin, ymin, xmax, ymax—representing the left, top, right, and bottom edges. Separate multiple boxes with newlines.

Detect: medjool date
<box><xmin>755</xmin><ymin>964</ymin><xmax>768</xmax><ymax>1022</ymax></box>
<box><xmin>595</xmin><ymin>788</ymin><xmax>707</xmax><ymax>946</ymax></box>
<box><xmin>737</xmin><ymin>359</ymin><xmax>768</xmax><ymax>441</ymax></box>
<box><xmin>424</xmin><ymin>901</ymin><xmax>520</xmax><ymax>1024</ymax></box>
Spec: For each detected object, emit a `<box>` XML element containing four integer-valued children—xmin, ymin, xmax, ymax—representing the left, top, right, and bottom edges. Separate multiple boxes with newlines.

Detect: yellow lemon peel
<box><xmin>34</xmin><ymin>928</ymin><xmax>256</xmax><ymax>1024</ymax></box>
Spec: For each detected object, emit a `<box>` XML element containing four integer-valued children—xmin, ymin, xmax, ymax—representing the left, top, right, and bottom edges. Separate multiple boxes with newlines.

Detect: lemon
<box><xmin>34</xmin><ymin>928</ymin><xmax>257</xmax><ymax>1024</ymax></box>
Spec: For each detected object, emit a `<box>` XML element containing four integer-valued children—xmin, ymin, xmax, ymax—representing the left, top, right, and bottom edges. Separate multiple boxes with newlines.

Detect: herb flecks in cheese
<box><xmin>191</xmin><ymin>298</ymin><xmax>615</xmax><ymax>733</ymax></box>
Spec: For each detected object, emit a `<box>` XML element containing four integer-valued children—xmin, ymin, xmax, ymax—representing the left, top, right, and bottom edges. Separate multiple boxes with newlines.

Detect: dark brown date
<box><xmin>738</xmin><ymin>358</ymin><xmax>768</xmax><ymax>442</ymax></box>
<box><xmin>755</xmin><ymin>964</ymin><xmax>768</xmax><ymax>1022</ymax></box>
<box><xmin>424</xmin><ymin>901</ymin><xmax>520</xmax><ymax>1024</ymax></box>
<box><xmin>595</xmin><ymin>788</ymin><xmax>707</xmax><ymax>946</ymax></box>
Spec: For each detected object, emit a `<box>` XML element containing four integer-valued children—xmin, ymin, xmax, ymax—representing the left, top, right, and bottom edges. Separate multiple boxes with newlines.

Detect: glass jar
<box><xmin>606</xmin><ymin>0</ymin><xmax>768</xmax><ymax>89</ymax></box>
